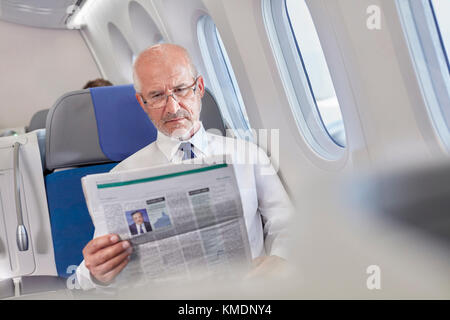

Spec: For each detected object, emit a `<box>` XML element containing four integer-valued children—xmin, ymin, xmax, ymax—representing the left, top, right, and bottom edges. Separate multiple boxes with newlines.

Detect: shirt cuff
<box><xmin>76</xmin><ymin>260</ymin><xmax>116</xmax><ymax>291</ymax></box>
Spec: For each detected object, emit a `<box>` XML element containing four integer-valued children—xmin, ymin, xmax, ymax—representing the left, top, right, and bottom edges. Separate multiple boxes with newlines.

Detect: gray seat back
<box><xmin>201</xmin><ymin>89</ymin><xmax>226</xmax><ymax>135</ymax></box>
<box><xmin>45</xmin><ymin>89</ymin><xmax>109</xmax><ymax>171</ymax></box>
<box><xmin>27</xmin><ymin>109</ymin><xmax>49</xmax><ymax>132</ymax></box>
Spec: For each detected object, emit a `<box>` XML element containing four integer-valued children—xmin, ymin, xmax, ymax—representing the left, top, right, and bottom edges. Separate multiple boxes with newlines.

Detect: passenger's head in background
<box><xmin>133</xmin><ymin>43</ymin><xmax>205</xmax><ymax>140</ymax></box>
<box><xmin>83</xmin><ymin>78</ymin><xmax>113</xmax><ymax>89</ymax></box>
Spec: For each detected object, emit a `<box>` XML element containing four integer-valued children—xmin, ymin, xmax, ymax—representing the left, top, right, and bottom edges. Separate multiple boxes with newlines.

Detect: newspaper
<box><xmin>81</xmin><ymin>156</ymin><xmax>252</xmax><ymax>286</ymax></box>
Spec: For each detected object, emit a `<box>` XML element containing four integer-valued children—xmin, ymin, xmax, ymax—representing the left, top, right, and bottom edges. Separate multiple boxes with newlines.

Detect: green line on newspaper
<box><xmin>96</xmin><ymin>163</ymin><xmax>228</xmax><ymax>189</ymax></box>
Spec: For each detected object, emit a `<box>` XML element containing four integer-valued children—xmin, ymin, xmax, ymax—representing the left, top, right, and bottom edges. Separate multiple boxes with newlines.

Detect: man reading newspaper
<box><xmin>76</xmin><ymin>43</ymin><xmax>293</xmax><ymax>290</ymax></box>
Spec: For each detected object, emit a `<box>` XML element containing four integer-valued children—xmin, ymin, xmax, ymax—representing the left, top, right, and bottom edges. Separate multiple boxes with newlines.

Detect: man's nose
<box><xmin>164</xmin><ymin>94</ymin><xmax>180</xmax><ymax>114</ymax></box>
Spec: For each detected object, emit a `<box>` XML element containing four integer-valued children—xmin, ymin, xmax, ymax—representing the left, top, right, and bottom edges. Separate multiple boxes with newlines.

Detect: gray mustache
<box><xmin>162</xmin><ymin>109</ymin><xmax>191</xmax><ymax>122</ymax></box>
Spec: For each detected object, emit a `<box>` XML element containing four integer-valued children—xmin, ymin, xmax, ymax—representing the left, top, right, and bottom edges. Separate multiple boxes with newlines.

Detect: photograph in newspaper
<box><xmin>82</xmin><ymin>157</ymin><xmax>252</xmax><ymax>286</ymax></box>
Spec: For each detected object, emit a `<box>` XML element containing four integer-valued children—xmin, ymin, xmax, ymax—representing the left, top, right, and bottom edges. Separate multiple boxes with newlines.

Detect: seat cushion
<box><xmin>45</xmin><ymin>163</ymin><xmax>116</xmax><ymax>277</ymax></box>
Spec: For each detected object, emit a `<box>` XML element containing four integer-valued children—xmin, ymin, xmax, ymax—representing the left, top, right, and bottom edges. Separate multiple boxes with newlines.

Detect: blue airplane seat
<box><xmin>44</xmin><ymin>85</ymin><xmax>157</xmax><ymax>278</ymax></box>
<box><xmin>90</xmin><ymin>84</ymin><xmax>158</xmax><ymax>161</ymax></box>
<box><xmin>45</xmin><ymin>163</ymin><xmax>116</xmax><ymax>278</ymax></box>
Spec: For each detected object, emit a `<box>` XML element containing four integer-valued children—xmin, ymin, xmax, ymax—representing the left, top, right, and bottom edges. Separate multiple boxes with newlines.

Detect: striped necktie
<box><xmin>179</xmin><ymin>142</ymin><xmax>195</xmax><ymax>160</ymax></box>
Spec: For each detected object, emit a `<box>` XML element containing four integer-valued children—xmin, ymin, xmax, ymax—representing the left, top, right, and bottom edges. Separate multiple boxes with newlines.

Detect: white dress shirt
<box><xmin>77</xmin><ymin>124</ymin><xmax>293</xmax><ymax>290</ymax></box>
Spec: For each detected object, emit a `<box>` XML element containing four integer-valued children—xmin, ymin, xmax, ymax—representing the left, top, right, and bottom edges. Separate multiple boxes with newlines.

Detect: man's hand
<box><xmin>82</xmin><ymin>234</ymin><xmax>132</xmax><ymax>285</ymax></box>
<box><xmin>245</xmin><ymin>255</ymin><xmax>288</xmax><ymax>279</ymax></box>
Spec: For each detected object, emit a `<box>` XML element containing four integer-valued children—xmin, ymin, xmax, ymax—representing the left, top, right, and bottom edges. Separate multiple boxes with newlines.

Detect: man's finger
<box><xmin>99</xmin><ymin>258</ymin><xmax>130</xmax><ymax>284</ymax></box>
<box><xmin>84</xmin><ymin>234</ymin><xmax>120</xmax><ymax>255</ymax></box>
<box><xmin>91</xmin><ymin>240</ymin><xmax>131</xmax><ymax>266</ymax></box>
<box><xmin>93</xmin><ymin>246</ymin><xmax>133</xmax><ymax>275</ymax></box>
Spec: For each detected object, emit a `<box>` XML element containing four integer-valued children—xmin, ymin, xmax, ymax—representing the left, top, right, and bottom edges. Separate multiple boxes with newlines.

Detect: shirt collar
<box><xmin>156</xmin><ymin>122</ymin><xmax>210</xmax><ymax>161</ymax></box>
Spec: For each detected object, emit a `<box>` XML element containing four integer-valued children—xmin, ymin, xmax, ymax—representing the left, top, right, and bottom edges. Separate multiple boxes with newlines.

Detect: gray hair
<box><xmin>133</xmin><ymin>44</ymin><xmax>198</xmax><ymax>93</ymax></box>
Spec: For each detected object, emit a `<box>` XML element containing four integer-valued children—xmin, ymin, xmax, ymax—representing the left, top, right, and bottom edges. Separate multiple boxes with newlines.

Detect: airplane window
<box><xmin>285</xmin><ymin>0</ymin><xmax>345</xmax><ymax>147</ymax></box>
<box><xmin>197</xmin><ymin>15</ymin><xmax>253</xmax><ymax>139</ymax></box>
<box><xmin>397</xmin><ymin>0</ymin><xmax>450</xmax><ymax>149</ymax></box>
<box><xmin>263</xmin><ymin>0</ymin><xmax>346</xmax><ymax>159</ymax></box>
<box><xmin>430</xmin><ymin>0</ymin><xmax>450</xmax><ymax>72</ymax></box>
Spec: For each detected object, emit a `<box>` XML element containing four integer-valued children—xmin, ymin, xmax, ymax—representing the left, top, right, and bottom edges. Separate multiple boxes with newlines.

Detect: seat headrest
<box><xmin>200</xmin><ymin>89</ymin><xmax>226</xmax><ymax>136</ymax></box>
<box><xmin>90</xmin><ymin>85</ymin><xmax>157</xmax><ymax>162</ymax></box>
<box><xmin>45</xmin><ymin>85</ymin><xmax>158</xmax><ymax>170</ymax></box>
<box><xmin>27</xmin><ymin>109</ymin><xmax>49</xmax><ymax>132</ymax></box>
<box><xmin>45</xmin><ymin>89</ymin><xmax>110</xmax><ymax>170</ymax></box>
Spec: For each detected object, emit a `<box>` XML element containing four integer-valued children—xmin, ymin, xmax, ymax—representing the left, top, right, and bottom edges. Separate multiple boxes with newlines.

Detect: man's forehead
<box><xmin>140</xmin><ymin>64</ymin><xmax>193</xmax><ymax>91</ymax></box>
<box><xmin>138</xmin><ymin>48</ymin><xmax>190</xmax><ymax>72</ymax></box>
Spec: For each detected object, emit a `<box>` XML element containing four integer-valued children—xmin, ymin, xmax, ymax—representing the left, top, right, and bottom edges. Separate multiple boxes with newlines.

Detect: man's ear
<box><xmin>136</xmin><ymin>93</ymin><xmax>147</xmax><ymax>111</ymax></box>
<box><xmin>197</xmin><ymin>76</ymin><xmax>205</xmax><ymax>98</ymax></box>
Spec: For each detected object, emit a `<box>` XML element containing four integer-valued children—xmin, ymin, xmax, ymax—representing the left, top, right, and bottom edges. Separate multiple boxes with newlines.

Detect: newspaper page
<box><xmin>81</xmin><ymin>156</ymin><xmax>252</xmax><ymax>286</ymax></box>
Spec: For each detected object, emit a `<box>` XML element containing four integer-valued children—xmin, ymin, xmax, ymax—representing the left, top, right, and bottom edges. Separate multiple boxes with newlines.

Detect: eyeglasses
<box><xmin>140</xmin><ymin>77</ymin><xmax>199</xmax><ymax>109</ymax></box>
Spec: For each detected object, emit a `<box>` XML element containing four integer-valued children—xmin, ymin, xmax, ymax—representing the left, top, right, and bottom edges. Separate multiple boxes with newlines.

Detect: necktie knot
<box><xmin>179</xmin><ymin>142</ymin><xmax>195</xmax><ymax>160</ymax></box>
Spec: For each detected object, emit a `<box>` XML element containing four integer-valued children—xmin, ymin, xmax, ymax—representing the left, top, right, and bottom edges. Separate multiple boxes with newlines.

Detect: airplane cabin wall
<box><xmin>320</xmin><ymin>0</ymin><xmax>447</xmax><ymax>166</ymax></box>
<box><xmin>0</xmin><ymin>20</ymin><xmax>100</xmax><ymax>130</ymax></box>
<box><xmin>79</xmin><ymin>0</ymin><xmax>169</xmax><ymax>85</ymax></box>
